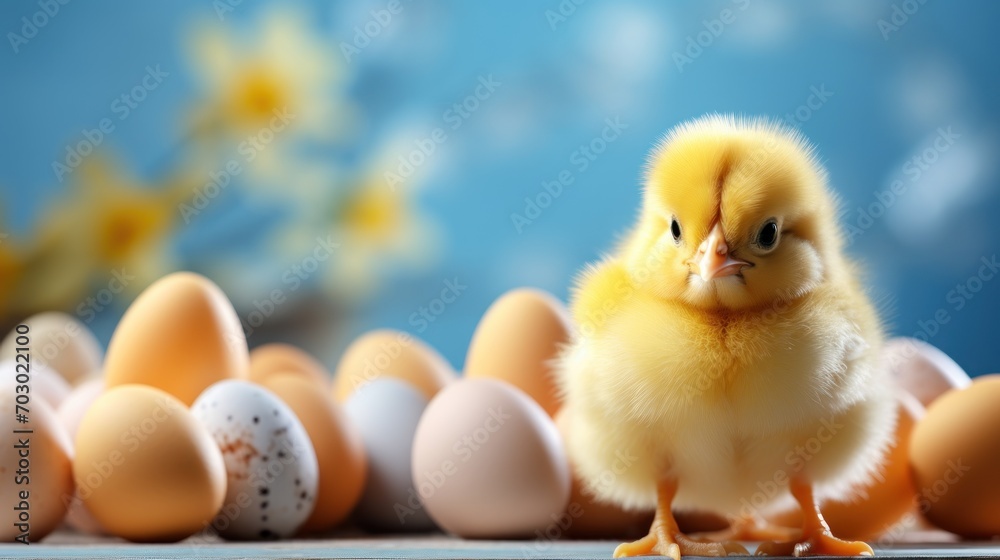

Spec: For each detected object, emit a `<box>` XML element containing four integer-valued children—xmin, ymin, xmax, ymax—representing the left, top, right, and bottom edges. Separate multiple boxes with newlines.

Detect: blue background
<box><xmin>1</xmin><ymin>0</ymin><xmax>998</xmax><ymax>377</ymax></box>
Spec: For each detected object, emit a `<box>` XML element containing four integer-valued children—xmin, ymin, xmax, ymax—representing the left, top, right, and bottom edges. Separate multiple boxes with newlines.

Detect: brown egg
<box><xmin>411</xmin><ymin>378</ymin><xmax>571</xmax><ymax>538</ymax></box>
<box><xmin>883</xmin><ymin>338</ymin><xmax>970</xmax><ymax>408</ymax></box>
<box><xmin>104</xmin><ymin>272</ymin><xmax>249</xmax><ymax>405</ymax></box>
<box><xmin>554</xmin><ymin>410</ymin><xmax>653</xmax><ymax>539</ymax></box>
<box><xmin>771</xmin><ymin>391</ymin><xmax>922</xmax><ymax>540</ymax></box>
<box><xmin>0</xmin><ymin>312</ymin><xmax>103</xmax><ymax>386</ymax></box>
<box><xmin>74</xmin><ymin>385</ymin><xmax>226</xmax><ymax>542</ymax></box>
<box><xmin>910</xmin><ymin>374</ymin><xmax>1000</xmax><ymax>538</ymax></box>
<box><xmin>333</xmin><ymin>329</ymin><xmax>455</xmax><ymax>402</ymax></box>
<box><xmin>258</xmin><ymin>373</ymin><xmax>367</xmax><ymax>533</ymax></box>
<box><xmin>464</xmin><ymin>289</ymin><xmax>570</xmax><ymax>417</ymax></box>
<box><xmin>250</xmin><ymin>343</ymin><xmax>329</xmax><ymax>387</ymax></box>
<box><xmin>0</xmin><ymin>390</ymin><xmax>74</xmax><ymax>542</ymax></box>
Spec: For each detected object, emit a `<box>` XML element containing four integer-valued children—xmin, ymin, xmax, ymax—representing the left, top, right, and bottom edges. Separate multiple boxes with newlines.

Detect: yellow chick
<box><xmin>558</xmin><ymin>115</ymin><xmax>895</xmax><ymax>558</ymax></box>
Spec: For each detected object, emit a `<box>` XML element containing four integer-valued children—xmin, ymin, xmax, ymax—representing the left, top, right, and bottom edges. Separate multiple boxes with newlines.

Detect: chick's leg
<box><xmin>693</xmin><ymin>514</ymin><xmax>801</xmax><ymax>543</ymax></box>
<box><xmin>756</xmin><ymin>477</ymin><xmax>873</xmax><ymax>557</ymax></box>
<box><xmin>614</xmin><ymin>479</ymin><xmax>748</xmax><ymax>560</ymax></box>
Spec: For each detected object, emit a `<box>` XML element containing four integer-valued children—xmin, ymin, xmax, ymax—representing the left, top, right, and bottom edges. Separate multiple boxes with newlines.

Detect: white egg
<box><xmin>344</xmin><ymin>378</ymin><xmax>435</xmax><ymax>532</ymax></box>
<box><xmin>56</xmin><ymin>378</ymin><xmax>107</xmax><ymax>535</ymax></box>
<box><xmin>57</xmin><ymin>378</ymin><xmax>104</xmax><ymax>440</ymax></box>
<box><xmin>0</xmin><ymin>312</ymin><xmax>103</xmax><ymax>386</ymax></box>
<box><xmin>192</xmin><ymin>380</ymin><xmax>318</xmax><ymax>540</ymax></box>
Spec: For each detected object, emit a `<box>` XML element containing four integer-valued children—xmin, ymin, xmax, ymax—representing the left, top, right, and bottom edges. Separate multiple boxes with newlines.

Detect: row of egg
<box><xmin>2</xmin><ymin>271</ymin><xmax>999</xmax><ymax>543</ymax></box>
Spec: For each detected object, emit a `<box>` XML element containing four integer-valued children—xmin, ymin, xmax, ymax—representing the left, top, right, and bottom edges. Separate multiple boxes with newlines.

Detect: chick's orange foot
<box><xmin>754</xmin><ymin>477</ymin><xmax>874</xmax><ymax>557</ymax></box>
<box><xmin>755</xmin><ymin>533</ymin><xmax>874</xmax><ymax>557</ymax></box>
<box><xmin>614</xmin><ymin>531</ymin><xmax>748</xmax><ymax>560</ymax></box>
<box><xmin>615</xmin><ymin>479</ymin><xmax>749</xmax><ymax>559</ymax></box>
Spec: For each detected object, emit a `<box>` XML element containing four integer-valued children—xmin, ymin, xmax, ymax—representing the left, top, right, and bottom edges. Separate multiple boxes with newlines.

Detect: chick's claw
<box><xmin>755</xmin><ymin>533</ymin><xmax>874</xmax><ymax>558</ymax></box>
<box><xmin>615</xmin><ymin>534</ymin><xmax>750</xmax><ymax>560</ymax></box>
<box><xmin>614</xmin><ymin>529</ymin><xmax>749</xmax><ymax>559</ymax></box>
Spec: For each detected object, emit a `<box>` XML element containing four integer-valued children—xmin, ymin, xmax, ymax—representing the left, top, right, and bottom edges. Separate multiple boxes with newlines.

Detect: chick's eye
<box><xmin>757</xmin><ymin>220</ymin><xmax>779</xmax><ymax>250</ymax></box>
<box><xmin>670</xmin><ymin>218</ymin><xmax>682</xmax><ymax>243</ymax></box>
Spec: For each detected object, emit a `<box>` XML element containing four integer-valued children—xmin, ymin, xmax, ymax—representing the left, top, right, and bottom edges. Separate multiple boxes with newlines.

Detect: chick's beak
<box><xmin>691</xmin><ymin>223</ymin><xmax>751</xmax><ymax>281</ymax></box>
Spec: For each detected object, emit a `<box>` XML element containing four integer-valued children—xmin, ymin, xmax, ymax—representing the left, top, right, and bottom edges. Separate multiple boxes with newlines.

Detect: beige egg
<box><xmin>910</xmin><ymin>374</ymin><xmax>1000</xmax><ymax>538</ymax></box>
<box><xmin>883</xmin><ymin>338</ymin><xmax>970</xmax><ymax>408</ymax></box>
<box><xmin>259</xmin><ymin>373</ymin><xmax>367</xmax><ymax>534</ymax></box>
<box><xmin>104</xmin><ymin>272</ymin><xmax>249</xmax><ymax>405</ymax></box>
<box><xmin>412</xmin><ymin>378</ymin><xmax>571</xmax><ymax>538</ymax></box>
<box><xmin>333</xmin><ymin>329</ymin><xmax>455</xmax><ymax>402</ymax></box>
<box><xmin>464</xmin><ymin>289</ymin><xmax>570</xmax><ymax>417</ymax></box>
<box><xmin>0</xmin><ymin>388</ymin><xmax>74</xmax><ymax>542</ymax></box>
<box><xmin>554</xmin><ymin>410</ymin><xmax>653</xmax><ymax>539</ymax></box>
<box><xmin>74</xmin><ymin>385</ymin><xmax>226</xmax><ymax>542</ymax></box>
<box><xmin>1</xmin><ymin>312</ymin><xmax>103</xmax><ymax>386</ymax></box>
<box><xmin>250</xmin><ymin>343</ymin><xmax>329</xmax><ymax>387</ymax></box>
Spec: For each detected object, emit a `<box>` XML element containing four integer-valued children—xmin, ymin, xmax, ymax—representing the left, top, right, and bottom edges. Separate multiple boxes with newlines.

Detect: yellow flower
<box><xmin>325</xmin><ymin>171</ymin><xmax>440</xmax><ymax>300</ymax></box>
<box><xmin>188</xmin><ymin>8</ymin><xmax>350</xmax><ymax>141</ymax></box>
<box><xmin>36</xmin><ymin>157</ymin><xmax>185</xmax><ymax>296</ymax></box>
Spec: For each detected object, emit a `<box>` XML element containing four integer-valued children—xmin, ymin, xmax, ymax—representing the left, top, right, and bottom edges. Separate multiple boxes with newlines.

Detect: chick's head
<box><xmin>625</xmin><ymin>115</ymin><xmax>842</xmax><ymax>312</ymax></box>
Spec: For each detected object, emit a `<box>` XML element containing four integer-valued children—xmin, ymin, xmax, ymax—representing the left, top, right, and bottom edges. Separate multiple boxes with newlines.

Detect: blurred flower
<box><xmin>187</xmin><ymin>9</ymin><xmax>353</xmax><ymax>145</ymax></box>
<box><xmin>325</xmin><ymin>168</ymin><xmax>439</xmax><ymax>301</ymax></box>
<box><xmin>38</xmin><ymin>157</ymin><xmax>189</xmax><ymax>295</ymax></box>
<box><xmin>0</xmin><ymin>235</ymin><xmax>24</xmax><ymax>317</ymax></box>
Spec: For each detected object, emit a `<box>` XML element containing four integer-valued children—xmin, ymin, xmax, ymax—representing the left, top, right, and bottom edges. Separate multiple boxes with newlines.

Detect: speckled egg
<box><xmin>192</xmin><ymin>380</ymin><xmax>319</xmax><ymax>540</ymax></box>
